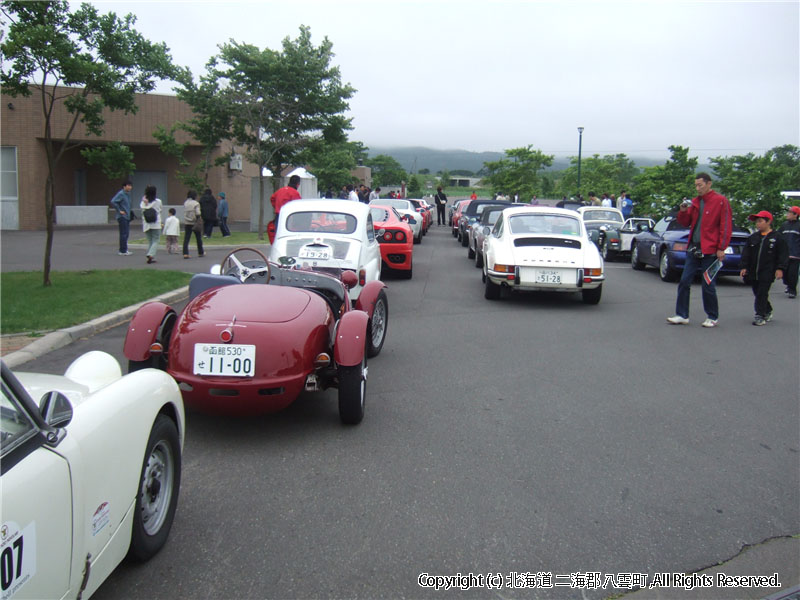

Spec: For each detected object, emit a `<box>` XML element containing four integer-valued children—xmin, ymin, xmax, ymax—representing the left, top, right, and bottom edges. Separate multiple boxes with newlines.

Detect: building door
<box><xmin>131</xmin><ymin>171</ymin><xmax>168</xmax><ymax>206</ymax></box>
<box><xmin>1</xmin><ymin>146</ymin><xmax>19</xmax><ymax>230</ymax></box>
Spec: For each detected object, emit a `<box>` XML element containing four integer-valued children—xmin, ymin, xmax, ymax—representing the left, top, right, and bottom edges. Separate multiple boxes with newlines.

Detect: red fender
<box><xmin>334</xmin><ymin>310</ymin><xmax>368</xmax><ymax>367</ymax></box>
<box><xmin>123</xmin><ymin>301</ymin><xmax>175</xmax><ymax>362</ymax></box>
<box><xmin>354</xmin><ymin>280</ymin><xmax>388</xmax><ymax>319</ymax></box>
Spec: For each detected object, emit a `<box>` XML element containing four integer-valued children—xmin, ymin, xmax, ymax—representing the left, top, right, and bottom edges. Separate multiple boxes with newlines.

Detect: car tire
<box><xmin>128</xmin><ymin>357</ymin><xmax>161</xmax><ymax>373</ymax></box>
<box><xmin>659</xmin><ymin>250</ymin><xmax>679</xmax><ymax>282</ymax></box>
<box><xmin>475</xmin><ymin>250</ymin><xmax>483</xmax><ymax>269</ymax></box>
<box><xmin>484</xmin><ymin>272</ymin><xmax>501</xmax><ymax>300</ymax></box>
<box><xmin>338</xmin><ymin>355</ymin><xmax>366</xmax><ymax>425</ymax></box>
<box><xmin>467</xmin><ymin>243</ymin><xmax>475</xmax><ymax>259</ymax></box>
<box><xmin>601</xmin><ymin>242</ymin><xmax>615</xmax><ymax>262</ymax></box>
<box><xmin>631</xmin><ymin>243</ymin><xmax>646</xmax><ymax>271</ymax></box>
<box><xmin>366</xmin><ymin>290</ymin><xmax>388</xmax><ymax>357</ymax></box>
<box><xmin>461</xmin><ymin>232</ymin><xmax>469</xmax><ymax>247</ymax></box>
<box><xmin>400</xmin><ymin>265</ymin><xmax>412</xmax><ymax>280</ymax></box>
<box><xmin>414</xmin><ymin>233</ymin><xmax>421</xmax><ymax>245</ymax></box>
<box><xmin>582</xmin><ymin>284</ymin><xmax>602</xmax><ymax>305</ymax></box>
<box><xmin>127</xmin><ymin>414</ymin><xmax>181</xmax><ymax>562</ymax></box>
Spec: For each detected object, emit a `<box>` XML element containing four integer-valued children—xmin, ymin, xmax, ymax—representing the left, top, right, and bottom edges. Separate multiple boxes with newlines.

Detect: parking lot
<box><xmin>8</xmin><ymin>223</ymin><xmax>800</xmax><ymax>599</ymax></box>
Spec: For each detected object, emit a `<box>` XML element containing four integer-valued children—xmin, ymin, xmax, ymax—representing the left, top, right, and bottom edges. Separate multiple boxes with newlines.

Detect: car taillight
<box><xmin>359</xmin><ymin>268</ymin><xmax>366</xmax><ymax>286</ymax></box>
<box><xmin>149</xmin><ymin>342</ymin><xmax>163</xmax><ymax>354</ymax></box>
<box><xmin>384</xmin><ymin>231</ymin><xmax>393</xmax><ymax>241</ymax></box>
<box><xmin>584</xmin><ymin>268</ymin><xmax>602</xmax><ymax>277</ymax></box>
<box><xmin>494</xmin><ymin>264</ymin><xmax>514</xmax><ymax>273</ymax></box>
<box><xmin>395</xmin><ymin>231</ymin><xmax>405</xmax><ymax>242</ymax></box>
<box><xmin>220</xmin><ymin>329</ymin><xmax>233</xmax><ymax>343</ymax></box>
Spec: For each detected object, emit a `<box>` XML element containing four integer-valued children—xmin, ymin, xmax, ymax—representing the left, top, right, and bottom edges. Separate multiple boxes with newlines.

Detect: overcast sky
<box><xmin>89</xmin><ymin>0</ymin><xmax>799</xmax><ymax>161</ymax></box>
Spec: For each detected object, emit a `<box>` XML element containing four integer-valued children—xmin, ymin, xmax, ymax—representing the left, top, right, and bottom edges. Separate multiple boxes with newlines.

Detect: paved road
<box><xmin>11</xmin><ymin>224</ymin><xmax>800</xmax><ymax>599</ymax></box>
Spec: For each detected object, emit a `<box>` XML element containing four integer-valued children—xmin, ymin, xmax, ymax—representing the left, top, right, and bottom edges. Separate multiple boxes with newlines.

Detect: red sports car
<box><xmin>370</xmin><ymin>205</ymin><xmax>414</xmax><ymax>279</ymax></box>
<box><xmin>408</xmin><ymin>199</ymin><xmax>432</xmax><ymax>234</ymax></box>
<box><xmin>123</xmin><ymin>248</ymin><xmax>388</xmax><ymax>423</ymax></box>
<box><xmin>451</xmin><ymin>199</ymin><xmax>472</xmax><ymax>237</ymax></box>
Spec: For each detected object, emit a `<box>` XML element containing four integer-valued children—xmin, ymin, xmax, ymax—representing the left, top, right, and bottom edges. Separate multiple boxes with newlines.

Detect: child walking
<box><xmin>740</xmin><ymin>210</ymin><xmax>789</xmax><ymax>326</ymax></box>
<box><xmin>163</xmin><ymin>207</ymin><xmax>181</xmax><ymax>254</ymax></box>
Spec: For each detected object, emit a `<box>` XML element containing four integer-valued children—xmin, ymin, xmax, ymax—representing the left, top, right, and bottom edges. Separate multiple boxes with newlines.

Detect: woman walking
<box><xmin>183</xmin><ymin>190</ymin><xmax>205</xmax><ymax>259</ymax></box>
<box><xmin>140</xmin><ymin>185</ymin><xmax>162</xmax><ymax>264</ymax></box>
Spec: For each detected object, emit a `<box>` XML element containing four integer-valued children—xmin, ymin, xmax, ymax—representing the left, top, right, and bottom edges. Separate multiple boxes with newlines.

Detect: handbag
<box><xmin>192</xmin><ymin>216</ymin><xmax>203</xmax><ymax>233</ymax></box>
<box><xmin>143</xmin><ymin>207</ymin><xmax>157</xmax><ymax>223</ymax></box>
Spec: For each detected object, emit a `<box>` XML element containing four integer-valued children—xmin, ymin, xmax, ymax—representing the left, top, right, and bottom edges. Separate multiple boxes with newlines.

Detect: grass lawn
<box><xmin>1</xmin><ymin>270</ymin><xmax>192</xmax><ymax>334</ymax></box>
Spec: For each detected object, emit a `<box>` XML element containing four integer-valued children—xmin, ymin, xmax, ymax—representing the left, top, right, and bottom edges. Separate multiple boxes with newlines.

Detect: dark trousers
<box><xmin>675</xmin><ymin>252</ymin><xmax>719</xmax><ymax>320</ymax></box>
<box><xmin>436</xmin><ymin>205</ymin><xmax>445</xmax><ymax>225</ymax></box>
<box><xmin>183</xmin><ymin>225</ymin><xmax>204</xmax><ymax>256</ymax></box>
<box><xmin>219</xmin><ymin>216</ymin><xmax>231</xmax><ymax>236</ymax></box>
<box><xmin>117</xmin><ymin>217</ymin><xmax>130</xmax><ymax>253</ymax></box>
<box><xmin>784</xmin><ymin>258</ymin><xmax>799</xmax><ymax>294</ymax></box>
<box><xmin>751</xmin><ymin>278</ymin><xmax>774</xmax><ymax>317</ymax></box>
<box><xmin>203</xmin><ymin>218</ymin><xmax>215</xmax><ymax>238</ymax></box>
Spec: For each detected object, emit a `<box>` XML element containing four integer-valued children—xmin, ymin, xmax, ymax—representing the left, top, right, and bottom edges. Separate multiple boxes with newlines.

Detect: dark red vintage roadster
<box><xmin>123</xmin><ymin>248</ymin><xmax>388</xmax><ymax>423</ymax></box>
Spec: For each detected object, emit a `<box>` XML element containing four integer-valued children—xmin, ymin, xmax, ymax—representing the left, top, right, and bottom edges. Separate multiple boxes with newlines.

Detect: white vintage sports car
<box><xmin>482</xmin><ymin>206</ymin><xmax>605</xmax><ymax>304</ymax></box>
<box><xmin>1</xmin><ymin>352</ymin><xmax>184</xmax><ymax>599</ymax></box>
<box><xmin>269</xmin><ymin>199</ymin><xmax>382</xmax><ymax>301</ymax></box>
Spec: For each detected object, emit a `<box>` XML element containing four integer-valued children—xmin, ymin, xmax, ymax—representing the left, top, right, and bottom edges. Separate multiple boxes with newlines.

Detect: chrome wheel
<box><xmin>140</xmin><ymin>439</ymin><xmax>175</xmax><ymax>536</ymax></box>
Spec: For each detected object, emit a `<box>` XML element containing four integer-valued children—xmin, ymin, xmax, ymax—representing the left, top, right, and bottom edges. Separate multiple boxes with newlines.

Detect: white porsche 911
<box><xmin>1</xmin><ymin>351</ymin><xmax>184</xmax><ymax>599</ymax></box>
<box><xmin>482</xmin><ymin>206</ymin><xmax>605</xmax><ymax>304</ymax></box>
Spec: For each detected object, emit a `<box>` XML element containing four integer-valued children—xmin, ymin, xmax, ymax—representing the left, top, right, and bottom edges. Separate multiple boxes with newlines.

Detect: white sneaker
<box><xmin>666</xmin><ymin>315</ymin><xmax>689</xmax><ymax>325</ymax></box>
<box><xmin>701</xmin><ymin>318</ymin><xmax>718</xmax><ymax>328</ymax></box>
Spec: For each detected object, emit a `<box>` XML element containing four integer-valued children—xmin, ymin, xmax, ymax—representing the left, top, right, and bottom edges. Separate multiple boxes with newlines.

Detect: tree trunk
<box><xmin>257</xmin><ymin>169</ymin><xmax>265</xmax><ymax>241</ymax></box>
<box><xmin>43</xmin><ymin>174</ymin><xmax>55</xmax><ymax>287</ymax></box>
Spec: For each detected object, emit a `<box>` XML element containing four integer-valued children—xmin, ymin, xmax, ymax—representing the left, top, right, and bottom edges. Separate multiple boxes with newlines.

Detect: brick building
<box><xmin>0</xmin><ymin>86</ymin><xmax>261</xmax><ymax>230</ymax></box>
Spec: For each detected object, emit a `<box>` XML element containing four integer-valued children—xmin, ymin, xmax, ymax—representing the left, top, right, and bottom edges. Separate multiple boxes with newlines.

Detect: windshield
<box><xmin>582</xmin><ymin>210</ymin><xmax>623</xmax><ymax>223</ymax></box>
<box><xmin>286</xmin><ymin>211</ymin><xmax>357</xmax><ymax>234</ymax></box>
<box><xmin>509</xmin><ymin>214</ymin><xmax>581</xmax><ymax>236</ymax></box>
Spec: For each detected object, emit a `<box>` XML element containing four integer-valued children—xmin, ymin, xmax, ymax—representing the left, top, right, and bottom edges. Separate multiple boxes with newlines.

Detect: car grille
<box><xmin>285</xmin><ymin>238</ymin><xmax>351</xmax><ymax>259</ymax></box>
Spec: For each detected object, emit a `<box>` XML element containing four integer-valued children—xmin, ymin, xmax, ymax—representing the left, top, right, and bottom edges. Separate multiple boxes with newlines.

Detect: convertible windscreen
<box><xmin>583</xmin><ymin>210</ymin><xmax>623</xmax><ymax>223</ymax></box>
<box><xmin>508</xmin><ymin>214</ymin><xmax>581</xmax><ymax>236</ymax></box>
<box><xmin>286</xmin><ymin>212</ymin><xmax>357</xmax><ymax>234</ymax></box>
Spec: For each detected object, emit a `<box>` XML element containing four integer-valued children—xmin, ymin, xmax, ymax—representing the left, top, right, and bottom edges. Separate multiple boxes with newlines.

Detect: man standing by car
<box><xmin>269</xmin><ymin>174</ymin><xmax>302</xmax><ymax>244</ymax></box>
<box><xmin>667</xmin><ymin>173</ymin><xmax>732</xmax><ymax>328</ymax></box>
<box><xmin>778</xmin><ymin>206</ymin><xmax>800</xmax><ymax>298</ymax></box>
<box><xmin>434</xmin><ymin>186</ymin><xmax>447</xmax><ymax>226</ymax></box>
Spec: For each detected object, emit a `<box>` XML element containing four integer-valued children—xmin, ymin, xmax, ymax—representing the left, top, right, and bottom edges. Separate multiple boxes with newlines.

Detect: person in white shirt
<box><xmin>369</xmin><ymin>187</ymin><xmax>381</xmax><ymax>201</ymax></box>
<box><xmin>163</xmin><ymin>208</ymin><xmax>181</xmax><ymax>254</ymax></box>
<box><xmin>347</xmin><ymin>184</ymin><xmax>359</xmax><ymax>202</ymax></box>
<box><xmin>140</xmin><ymin>185</ymin><xmax>162</xmax><ymax>264</ymax></box>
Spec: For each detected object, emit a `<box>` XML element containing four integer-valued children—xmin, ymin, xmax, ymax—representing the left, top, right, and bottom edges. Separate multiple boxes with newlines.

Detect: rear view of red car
<box><xmin>370</xmin><ymin>205</ymin><xmax>414</xmax><ymax>279</ymax></box>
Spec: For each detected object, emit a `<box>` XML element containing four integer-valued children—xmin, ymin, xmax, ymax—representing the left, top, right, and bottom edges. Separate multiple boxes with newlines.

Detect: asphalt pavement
<box><xmin>0</xmin><ymin>221</ymin><xmax>800</xmax><ymax>600</ymax></box>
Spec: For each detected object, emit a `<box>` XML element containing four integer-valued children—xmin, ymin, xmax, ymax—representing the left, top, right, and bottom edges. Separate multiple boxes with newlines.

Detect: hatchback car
<box><xmin>269</xmin><ymin>199</ymin><xmax>382</xmax><ymax>300</ymax></box>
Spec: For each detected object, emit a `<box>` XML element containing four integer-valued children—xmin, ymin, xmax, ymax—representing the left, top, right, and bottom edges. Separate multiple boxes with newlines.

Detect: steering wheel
<box><xmin>220</xmin><ymin>247</ymin><xmax>271</xmax><ymax>283</ymax></box>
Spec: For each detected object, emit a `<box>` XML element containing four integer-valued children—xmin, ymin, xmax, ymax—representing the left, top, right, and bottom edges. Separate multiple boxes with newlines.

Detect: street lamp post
<box><xmin>577</xmin><ymin>126</ymin><xmax>584</xmax><ymax>198</ymax></box>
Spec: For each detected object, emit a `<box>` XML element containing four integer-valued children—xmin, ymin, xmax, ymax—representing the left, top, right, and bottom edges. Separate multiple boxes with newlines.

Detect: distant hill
<box><xmin>367</xmin><ymin>146</ymin><xmax>667</xmax><ymax>174</ymax></box>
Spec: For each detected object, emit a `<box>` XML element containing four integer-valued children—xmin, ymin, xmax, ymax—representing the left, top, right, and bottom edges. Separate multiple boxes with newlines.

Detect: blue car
<box><xmin>630</xmin><ymin>214</ymin><xmax>749</xmax><ymax>281</ymax></box>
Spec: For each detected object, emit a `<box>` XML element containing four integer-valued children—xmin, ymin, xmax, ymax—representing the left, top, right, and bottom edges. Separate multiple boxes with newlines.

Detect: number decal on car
<box><xmin>1</xmin><ymin>521</ymin><xmax>35</xmax><ymax>598</ymax></box>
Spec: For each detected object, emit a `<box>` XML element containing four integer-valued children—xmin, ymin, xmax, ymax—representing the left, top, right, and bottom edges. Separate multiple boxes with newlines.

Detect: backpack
<box><xmin>143</xmin><ymin>207</ymin><xmax>157</xmax><ymax>223</ymax></box>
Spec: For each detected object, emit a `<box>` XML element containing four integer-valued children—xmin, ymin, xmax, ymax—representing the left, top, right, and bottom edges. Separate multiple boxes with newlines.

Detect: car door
<box><xmin>362</xmin><ymin>212</ymin><xmax>381</xmax><ymax>282</ymax></box>
<box><xmin>1</xmin><ymin>381</ymin><xmax>72</xmax><ymax>600</ymax></box>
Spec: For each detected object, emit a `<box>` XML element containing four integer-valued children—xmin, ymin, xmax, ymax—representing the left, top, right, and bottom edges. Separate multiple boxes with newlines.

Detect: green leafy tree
<box><xmin>439</xmin><ymin>169</ymin><xmax>452</xmax><ymax>190</ymax></box>
<box><xmin>481</xmin><ymin>146</ymin><xmax>554</xmax><ymax>198</ymax></box>
<box><xmin>154</xmin><ymin>65</ymin><xmax>232</xmax><ymax>191</ymax></box>
<box><xmin>711</xmin><ymin>145</ymin><xmax>800</xmax><ymax>224</ymax></box>
<box><xmin>81</xmin><ymin>141</ymin><xmax>135</xmax><ymax>180</ymax></box>
<box><xmin>366</xmin><ymin>154</ymin><xmax>407</xmax><ymax>187</ymax></box>
<box><xmin>212</xmin><ymin>26</ymin><xmax>354</xmax><ymax>238</ymax></box>
<box><xmin>555</xmin><ymin>154</ymin><xmax>639</xmax><ymax>198</ymax></box>
<box><xmin>407</xmin><ymin>175</ymin><xmax>421</xmax><ymax>197</ymax></box>
<box><xmin>632</xmin><ymin>146</ymin><xmax>698</xmax><ymax>218</ymax></box>
<box><xmin>0</xmin><ymin>0</ymin><xmax>179</xmax><ymax>285</ymax></box>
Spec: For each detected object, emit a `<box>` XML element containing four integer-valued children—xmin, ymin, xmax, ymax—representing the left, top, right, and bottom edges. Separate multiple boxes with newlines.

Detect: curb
<box><xmin>2</xmin><ymin>286</ymin><xmax>189</xmax><ymax>369</ymax></box>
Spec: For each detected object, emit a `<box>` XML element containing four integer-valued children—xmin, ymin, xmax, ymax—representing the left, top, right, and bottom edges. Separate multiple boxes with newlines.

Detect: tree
<box><xmin>555</xmin><ymin>154</ymin><xmax>639</xmax><ymax>198</ymax></box>
<box><xmin>1</xmin><ymin>0</ymin><xmax>179</xmax><ymax>285</ymax></box>
<box><xmin>153</xmin><ymin>65</ymin><xmax>232</xmax><ymax>192</ymax></box>
<box><xmin>210</xmin><ymin>27</ymin><xmax>355</xmax><ymax>239</ymax></box>
<box><xmin>366</xmin><ymin>154</ymin><xmax>406</xmax><ymax>187</ymax></box>
<box><xmin>407</xmin><ymin>175</ymin><xmax>421</xmax><ymax>197</ymax></box>
<box><xmin>481</xmin><ymin>146</ymin><xmax>554</xmax><ymax>198</ymax></box>
<box><xmin>632</xmin><ymin>146</ymin><xmax>698</xmax><ymax>218</ymax></box>
<box><xmin>711</xmin><ymin>145</ymin><xmax>800</xmax><ymax>225</ymax></box>
<box><xmin>439</xmin><ymin>169</ymin><xmax>451</xmax><ymax>190</ymax></box>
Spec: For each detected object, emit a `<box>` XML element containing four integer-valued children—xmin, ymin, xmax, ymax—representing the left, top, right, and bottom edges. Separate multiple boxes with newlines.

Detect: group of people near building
<box><xmin>110</xmin><ymin>180</ymin><xmax>231</xmax><ymax>262</ymax></box>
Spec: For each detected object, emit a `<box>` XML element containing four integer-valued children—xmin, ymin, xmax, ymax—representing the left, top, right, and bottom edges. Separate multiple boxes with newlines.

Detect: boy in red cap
<box><xmin>777</xmin><ymin>206</ymin><xmax>800</xmax><ymax>298</ymax></box>
<box><xmin>740</xmin><ymin>210</ymin><xmax>789</xmax><ymax>325</ymax></box>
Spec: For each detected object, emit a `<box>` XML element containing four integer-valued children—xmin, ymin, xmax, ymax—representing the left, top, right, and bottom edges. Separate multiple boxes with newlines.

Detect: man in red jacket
<box><xmin>667</xmin><ymin>172</ymin><xmax>733</xmax><ymax>328</ymax></box>
<box><xmin>268</xmin><ymin>175</ymin><xmax>302</xmax><ymax>243</ymax></box>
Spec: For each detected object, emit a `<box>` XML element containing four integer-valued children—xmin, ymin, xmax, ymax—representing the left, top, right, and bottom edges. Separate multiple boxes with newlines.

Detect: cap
<box><xmin>218</xmin><ymin>192</ymin><xmax>226</xmax><ymax>198</ymax></box>
<box><xmin>789</xmin><ymin>206</ymin><xmax>800</xmax><ymax>216</ymax></box>
<box><xmin>748</xmin><ymin>210</ymin><xmax>773</xmax><ymax>222</ymax></box>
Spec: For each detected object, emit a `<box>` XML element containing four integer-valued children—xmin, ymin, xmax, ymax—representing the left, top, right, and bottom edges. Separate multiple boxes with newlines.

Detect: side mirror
<box><xmin>341</xmin><ymin>270</ymin><xmax>358</xmax><ymax>290</ymax></box>
<box><xmin>39</xmin><ymin>391</ymin><xmax>73</xmax><ymax>428</ymax></box>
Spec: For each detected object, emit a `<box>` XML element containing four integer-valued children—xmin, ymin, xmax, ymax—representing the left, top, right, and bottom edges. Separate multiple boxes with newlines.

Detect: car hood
<box><xmin>187</xmin><ymin>284</ymin><xmax>313</xmax><ymax>324</ymax></box>
<box><xmin>508</xmin><ymin>235</ymin><xmax>597</xmax><ymax>267</ymax></box>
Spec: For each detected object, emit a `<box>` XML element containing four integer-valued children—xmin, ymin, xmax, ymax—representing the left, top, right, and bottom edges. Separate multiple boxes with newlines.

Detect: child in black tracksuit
<box><xmin>740</xmin><ymin>210</ymin><xmax>789</xmax><ymax>326</ymax></box>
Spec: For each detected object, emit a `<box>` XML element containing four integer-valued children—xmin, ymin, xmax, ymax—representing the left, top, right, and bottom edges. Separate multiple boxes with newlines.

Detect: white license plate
<box><xmin>193</xmin><ymin>344</ymin><xmax>255</xmax><ymax>377</ymax></box>
<box><xmin>299</xmin><ymin>245</ymin><xmax>331</xmax><ymax>260</ymax></box>
<box><xmin>535</xmin><ymin>270</ymin><xmax>562</xmax><ymax>284</ymax></box>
